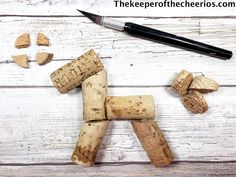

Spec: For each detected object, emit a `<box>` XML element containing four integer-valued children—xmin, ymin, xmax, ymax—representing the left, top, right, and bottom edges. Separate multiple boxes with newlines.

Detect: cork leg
<box><xmin>71</xmin><ymin>121</ymin><xmax>109</xmax><ymax>166</ymax></box>
<box><xmin>132</xmin><ymin>120</ymin><xmax>174</xmax><ymax>167</ymax></box>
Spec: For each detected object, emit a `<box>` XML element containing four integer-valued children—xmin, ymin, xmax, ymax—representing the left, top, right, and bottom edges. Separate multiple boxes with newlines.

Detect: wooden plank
<box><xmin>0</xmin><ymin>17</ymin><xmax>235</xmax><ymax>86</ymax></box>
<box><xmin>0</xmin><ymin>0</ymin><xmax>236</xmax><ymax>17</ymax></box>
<box><xmin>0</xmin><ymin>163</ymin><xmax>236</xmax><ymax>177</ymax></box>
<box><xmin>0</xmin><ymin>87</ymin><xmax>235</xmax><ymax>163</ymax></box>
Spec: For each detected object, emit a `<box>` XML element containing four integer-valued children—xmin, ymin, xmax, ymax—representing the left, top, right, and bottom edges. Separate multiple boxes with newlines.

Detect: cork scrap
<box><xmin>15</xmin><ymin>33</ymin><xmax>30</xmax><ymax>48</ymax></box>
<box><xmin>171</xmin><ymin>69</ymin><xmax>219</xmax><ymax>114</ymax></box>
<box><xmin>36</xmin><ymin>52</ymin><xmax>53</xmax><ymax>65</ymax></box>
<box><xmin>36</xmin><ymin>33</ymin><xmax>49</xmax><ymax>46</ymax></box>
<box><xmin>12</xmin><ymin>54</ymin><xmax>29</xmax><ymax>68</ymax></box>
<box><xmin>182</xmin><ymin>90</ymin><xmax>208</xmax><ymax>114</ymax></box>
<box><xmin>189</xmin><ymin>75</ymin><xmax>219</xmax><ymax>93</ymax></box>
<box><xmin>171</xmin><ymin>70</ymin><xmax>193</xmax><ymax>96</ymax></box>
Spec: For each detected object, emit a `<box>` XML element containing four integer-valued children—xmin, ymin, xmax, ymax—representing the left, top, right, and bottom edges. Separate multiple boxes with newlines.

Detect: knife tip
<box><xmin>77</xmin><ymin>9</ymin><xmax>85</xmax><ymax>13</ymax></box>
<box><xmin>77</xmin><ymin>9</ymin><xmax>88</xmax><ymax>16</ymax></box>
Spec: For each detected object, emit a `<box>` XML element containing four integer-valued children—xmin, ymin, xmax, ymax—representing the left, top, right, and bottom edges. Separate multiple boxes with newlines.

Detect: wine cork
<box><xmin>82</xmin><ymin>69</ymin><xmax>107</xmax><ymax>122</ymax></box>
<box><xmin>182</xmin><ymin>90</ymin><xmax>208</xmax><ymax>114</ymax></box>
<box><xmin>189</xmin><ymin>76</ymin><xmax>219</xmax><ymax>93</ymax></box>
<box><xmin>105</xmin><ymin>95</ymin><xmax>155</xmax><ymax>120</ymax></box>
<box><xmin>50</xmin><ymin>49</ymin><xmax>104</xmax><ymax>94</ymax></box>
<box><xmin>71</xmin><ymin>121</ymin><xmax>109</xmax><ymax>166</ymax></box>
<box><xmin>171</xmin><ymin>70</ymin><xmax>193</xmax><ymax>96</ymax></box>
<box><xmin>132</xmin><ymin>120</ymin><xmax>174</xmax><ymax>167</ymax></box>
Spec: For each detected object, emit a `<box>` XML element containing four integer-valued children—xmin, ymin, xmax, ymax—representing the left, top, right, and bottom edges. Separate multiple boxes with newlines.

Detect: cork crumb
<box><xmin>36</xmin><ymin>33</ymin><xmax>49</xmax><ymax>46</ymax></box>
<box><xmin>12</xmin><ymin>54</ymin><xmax>29</xmax><ymax>68</ymax></box>
<box><xmin>36</xmin><ymin>52</ymin><xmax>53</xmax><ymax>65</ymax></box>
<box><xmin>15</xmin><ymin>33</ymin><xmax>30</xmax><ymax>49</ymax></box>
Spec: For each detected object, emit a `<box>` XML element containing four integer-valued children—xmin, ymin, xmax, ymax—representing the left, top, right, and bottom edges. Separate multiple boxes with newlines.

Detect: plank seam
<box><xmin>0</xmin><ymin>85</ymin><xmax>235</xmax><ymax>88</ymax></box>
<box><xmin>0</xmin><ymin>15</ymin><xmax>236</xmax><ymax>19</ymax></box>
<box><xmin>1</xmin><ymin>161</ymin><xmax>236</xmax><ymax>166</ymax></box>
<box><xmin>0</xmin><ymin>57</ymin><xmax>112</xmax><ymax>64</ymax></box>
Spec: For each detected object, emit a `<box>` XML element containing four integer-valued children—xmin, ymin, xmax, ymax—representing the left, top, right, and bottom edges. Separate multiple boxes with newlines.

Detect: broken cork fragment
<box><xmin>12</xmin><ymin>54</ymin><xmax>29</xmax><ymax>68</ymax></box>
<box><xmin>15</xmin><ymin>33</ymin><xmax>30</xmax><ymax>48</ymax></box>
<box><xmin>36</xmin><ymin>52</ymin><xmax>53</xmax><ymax>65</ymax></box>
<box><xmin>189</xmin><ymin>75</ymin><xmax>219</xmax><ymax>93</ymax></box>
<box><xmin>36</xmin><ymin>33</ymin><xmax>49</xmax><ymax>46</ymax></box>
<box><xmin>171</xmin><ymin>70</ymin><xmax>193</xmax><ymax>96</ymax></box>
<box><xmin>182</xmin><ymin>90</ymin><xmax>208</xmax><ymax>114</ymax></box>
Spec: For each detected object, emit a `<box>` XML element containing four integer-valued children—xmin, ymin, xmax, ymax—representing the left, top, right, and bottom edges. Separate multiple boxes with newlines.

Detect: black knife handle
<box><xmin>124</xmin><ymin>22</ymin><xmax>233</xmax><ymax>60</ymax></box>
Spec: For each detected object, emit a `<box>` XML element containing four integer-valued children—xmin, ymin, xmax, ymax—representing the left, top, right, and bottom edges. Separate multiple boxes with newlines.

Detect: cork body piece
<box><xmin>105</xmin><ymin>95</ymin><xmax>155</xmax><ymax>120</ymax></box>
<box><xmin>171</xmin><ymin>70</ymin><xmax>193</xmax><ymax>96</ymax></box>
<box><xmin>132</xmin><ymin>120</ymin><xmax>174</xmax><ymax>167</ymax></box>
<box><xmin>82</xmin><ymin>69</ymin><xmax>107</xmax><ymax>122</ymax></box>
<box><xmin>50</xmin><ymin>49</ymin><xmax>104</xmax><ymax>94</ymax></box>
<box><xmin>36</xmin><ymin>52</ymin><xmax>53</xmax><ymax>65</ymax></box>
<box><xmin>15</xmin><ymin>33</ymin><xmax>30</xmax><ymax>48</ymax></box>
<box><xmin>36</xmin><ymin>33</ymin><xmax>49</xmax><ymax>46</ymax></box>
<box><xmin>182</xmin><ymin>90</ymin><xmax>208</xmax><ymax>114</ymax></box>
<box><xmin>71</xmin><ymin>121</ymin><xmax>109</xmax><ymax>166</ymax></box>
<box><xmin>12</xmin><ymin>54</ymin><xmax>29</xmax><ymax>68</ymax></box>
<box><xmin>189</xmin><ymin>76</ymin><xmax>219</xmax><ymax>93</ymax></box>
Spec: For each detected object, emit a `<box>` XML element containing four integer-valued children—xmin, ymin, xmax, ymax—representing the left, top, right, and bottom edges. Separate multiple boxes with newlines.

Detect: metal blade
<box><xmin>77</xmin><ymin>10</ymin><xmax>102</xmax><ymax>25</ymax></box>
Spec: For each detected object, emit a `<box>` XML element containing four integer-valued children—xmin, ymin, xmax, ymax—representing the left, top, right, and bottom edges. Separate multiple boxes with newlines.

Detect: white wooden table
<box><xmin>0</xmin><ymin>1</ymin><xmax>236</xmax><ymax>176</ymax></box>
